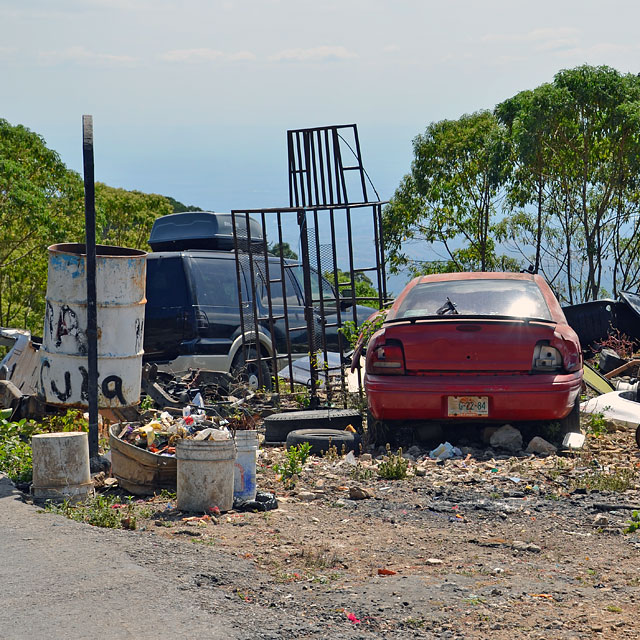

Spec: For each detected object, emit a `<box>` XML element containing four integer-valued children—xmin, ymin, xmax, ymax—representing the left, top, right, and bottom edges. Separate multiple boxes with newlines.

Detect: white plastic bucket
<box><xmin>176</xmin><ymin>439</ymin><xmax>236</xmax><ymax>512</ymax></box>
<box><xmin>31</xmin><ymin>432</ymin><xmax>93</xmax><ymax>503</ymax></box>
<box><xmin>233</xmin><ymin>430</ymin><xmax>259</xmax><ymax>501</ymax></box>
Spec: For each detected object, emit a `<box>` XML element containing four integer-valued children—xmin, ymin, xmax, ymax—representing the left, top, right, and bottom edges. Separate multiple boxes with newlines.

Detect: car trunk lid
<box><xmin>384</xmin><ymin>318</ymin><xmax>557</xmax><ymax>373</ymax></box>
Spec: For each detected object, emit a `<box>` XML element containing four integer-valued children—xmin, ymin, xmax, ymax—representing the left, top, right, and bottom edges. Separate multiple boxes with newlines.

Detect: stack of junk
<box><xmin>109</xmin><ymin>396</ymin><xmax>260</xmax><ymax>512</ymax></box>
<box><xmin>27</xmin><ymin>242</ymin><xmax>262</xmax><ymax>513</ymax></box>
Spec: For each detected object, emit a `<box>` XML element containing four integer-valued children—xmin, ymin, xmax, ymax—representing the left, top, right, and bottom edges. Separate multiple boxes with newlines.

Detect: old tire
<box><xmin>264</xmin><ymin>408</ymin><xmax>362</xmax><ymax>442</ymax></box>
<box><xmin>285</xmin><ymin>428</ymin><xmax>361</xmax><ymax>455</ymax></box>
<box><xmin>231</xmin><ymin>347</ymin><xmax>272</xmax><ymax>391</ymax></box>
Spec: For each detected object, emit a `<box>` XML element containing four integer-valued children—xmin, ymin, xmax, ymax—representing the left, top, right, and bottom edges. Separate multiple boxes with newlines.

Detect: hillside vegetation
<box><xmin>0</xmin><ymin>119</ymin><xmax>198</xmax><ymax>334</ymax></box>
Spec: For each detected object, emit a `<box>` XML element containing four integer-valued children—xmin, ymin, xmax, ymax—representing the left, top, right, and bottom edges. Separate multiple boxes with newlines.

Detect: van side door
<box><xmin>186</xmin><ymin>255</ymin><xmax>249</xmax><ymax>357</ymax></box>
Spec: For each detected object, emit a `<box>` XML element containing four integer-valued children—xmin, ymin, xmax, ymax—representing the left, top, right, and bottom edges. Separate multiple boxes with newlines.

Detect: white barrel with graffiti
<box><xmin>39</xmin><ymin>243</ymin><xmax>147</xmax><ymax>408</ymax></box>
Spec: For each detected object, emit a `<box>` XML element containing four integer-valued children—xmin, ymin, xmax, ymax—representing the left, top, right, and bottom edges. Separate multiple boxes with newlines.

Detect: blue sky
<box><xmin>2</xmin><ymin>0</ymin><xmax>640</xmax><ymax>290</ymax></box>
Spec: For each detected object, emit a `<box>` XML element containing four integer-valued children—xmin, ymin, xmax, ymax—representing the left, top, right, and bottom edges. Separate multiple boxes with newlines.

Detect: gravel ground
<box><xmin>4</xmin><ymin>419</ymin><xmax>640</xmax><ymax>639</ymax></box>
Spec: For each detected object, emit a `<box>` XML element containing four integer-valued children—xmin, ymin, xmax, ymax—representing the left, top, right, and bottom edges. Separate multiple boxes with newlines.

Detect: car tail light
<box><xmin>195</xmin><ymin>309</ymin><xmax>209</xmax><ymax>329</ymax></box>
<box><xmin>551</xmin><ymin>334</ymin><xmax>582</xmax><ymax>372</ymax></box>
<box><xmin>367</xmin><ymin>337</ymin><xmax>406</xmax><ymax>375</ymax></box>
<box><xmin>532</xmin><ymin>342</ymin><xmax>562</xmax><ymax>371</ymax></box>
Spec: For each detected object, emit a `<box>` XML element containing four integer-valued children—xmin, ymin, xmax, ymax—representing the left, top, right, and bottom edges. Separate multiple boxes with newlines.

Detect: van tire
<box><xmin>231</xmin><ymin>347</ymin><xmax>272</xmax><ymax>391</ymax></box>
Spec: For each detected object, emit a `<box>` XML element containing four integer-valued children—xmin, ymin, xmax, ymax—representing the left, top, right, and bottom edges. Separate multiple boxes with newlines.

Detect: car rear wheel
<box><xmin>231</xmin><ymin>347</ymin><xmax>272</xmax><ymax>391</ymax></box>
<box><xmin>557</xmin><ymin>396</ymin><xmax>581</xmax><ymax>435</ymax></box>
<box><xmin>366</xmin><ymin>409</ymin><xmax>390</xmax><ymax>448</ymax></box>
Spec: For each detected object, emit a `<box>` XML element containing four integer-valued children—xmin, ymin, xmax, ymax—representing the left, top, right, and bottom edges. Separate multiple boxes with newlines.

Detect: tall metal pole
<box><xmin>82</xmin><ymin>115</ymin><xmax>99</xmax><ymax>460</ymax></box>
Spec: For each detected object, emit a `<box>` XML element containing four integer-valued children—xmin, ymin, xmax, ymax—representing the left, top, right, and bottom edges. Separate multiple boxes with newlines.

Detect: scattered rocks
<box><xmin>490</xmin><ymin>424</ymin><xmax>523</xmax><ymax>453</ymax></box>
<box><xmin>512</xmin><ymin>540</ymin><xmax>541</xmax><ymax>553</ymax></box>
<box><xmin>526</xmin><ymin>436</ymin><xmax>557</xmax><ymax>456</ymax></box>
<box><xmin>349</xmin><ymin>486</ymin><xmax>375</xmax><ymax>500</ymax></box>
<box><xmin>406</xmin><ymin>445</ymin><xmax>423</xmax><ymax>458</ymax></box>
<box><xmin>593</xmin><ymin>514</ymin><xmax>609</xmax><ymax>527</ymax></box>
<box><xmin>91</xmin><ymin>471</ymin><xmax>106</xmax><ymax>488</ymax></box>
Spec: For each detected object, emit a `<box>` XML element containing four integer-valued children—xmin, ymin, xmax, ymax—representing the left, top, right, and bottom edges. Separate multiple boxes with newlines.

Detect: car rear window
<box><xmin>394</xmin><ymin>279</ymin><xmax>552</xmax><ymax>321</ymax></box>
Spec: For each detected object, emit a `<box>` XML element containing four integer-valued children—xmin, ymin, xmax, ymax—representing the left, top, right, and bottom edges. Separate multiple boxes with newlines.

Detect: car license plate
<box><xmin>447</xmin><ymin>396</ymin><xmax>489</xmax><ymax>417</ymax></box>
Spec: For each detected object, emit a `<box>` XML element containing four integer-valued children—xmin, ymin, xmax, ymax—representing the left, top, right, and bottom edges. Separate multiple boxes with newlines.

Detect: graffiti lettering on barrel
<box><xmin>39</xmin><ymin>358</ymin><xmax>50</xmax><ymax>400</ymax></box>
<box><xmin>39</xmin><ymin>359</ymin><xmax>127</xmax><ymax>406</ymax></box>
<box><xmin>40</xmin><ymin>359</ymin><xmax>73</xmax><ymax>402</ymax></box>
<box><xmin>79</xmin><ymin>366</ymin><xmax>89</xmax><ymax>402</ymax></box>
<box><xmin>54</xmin><ymin>305</ymin><xmax>87</xmax><ymax>355</ymax></box>
<box><xmin>45</xmin><ymin>302</ymin><xmax>55</xmax><ymax>344</ymax></box>
<box><xmin>102</xmin><ymin>375</ymin><xmax>126</xmax><ymax>405</ymax></box>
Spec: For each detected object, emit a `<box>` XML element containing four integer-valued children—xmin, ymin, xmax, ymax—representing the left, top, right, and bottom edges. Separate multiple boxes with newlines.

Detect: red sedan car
<box><xmin>365</xmin><ymin>272</ymin><xmax>583</xmax><ymax>436</ymax></box>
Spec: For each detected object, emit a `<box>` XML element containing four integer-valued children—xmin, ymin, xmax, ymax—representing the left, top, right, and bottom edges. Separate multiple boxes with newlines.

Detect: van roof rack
<box><xmin>148</xmin><ymin>212</ymin><xmax>264</xmax><ymax>252</ymax></box>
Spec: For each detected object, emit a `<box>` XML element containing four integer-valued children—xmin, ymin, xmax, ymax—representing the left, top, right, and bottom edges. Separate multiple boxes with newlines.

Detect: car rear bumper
<box><xmin>366</xmin><ymin>371</ymin><xmax>583</xmax><ymax>422</ymax></box>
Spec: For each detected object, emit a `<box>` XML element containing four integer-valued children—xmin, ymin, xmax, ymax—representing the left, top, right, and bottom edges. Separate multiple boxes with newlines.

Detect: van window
<box><xmin>190</xmin><ymin>257</ymin><xmax>246</xmax><ymax>306</ymax></box>
<box><xmin>292</xmin><ymin>266</ymin><xmax>336</xmax><ymax>304</ymax></box>
<box><xmin>258</xmin><ymin>268</ymin><xmax>302</xmax><ymax>307</ymax></box>
<box><xmin>146</xmin><ymin>257</ymin><xmax>188</xmax><ymax>307</ymax></box>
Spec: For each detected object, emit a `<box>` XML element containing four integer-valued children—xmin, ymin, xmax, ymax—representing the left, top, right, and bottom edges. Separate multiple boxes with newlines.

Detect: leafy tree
<box><xmin>0</xmin><ymin>119</ymin><xmax>176</xmax><ymax>334</ymax></box>
<box><xmin>496</xmin><ymin>65</ymin><xmax>640</xmax><ymax>301</ymax></box>
<box><xmin>0</xmin><ymin>119</ymin><xmax>84</xmax><ymax>332</ymax></box>
<box><xmin>95</xmin><ymin>184</ymin><xmax>172</xmax><ymax>250</ymax></box>
<box><xmin>163</xmin><ymin>196</ymin><xmax>204</xmax><ymax>213</ymax></box>
<box><xmin>268</xmin><ymin>241</ymin><xmax>298</xmax><ymax>260</ymax></box>
<box><xmin>388</xmin><ymin>65</ymin><xmax>640</xmax><ymax>304</ymax></box>
<box><xmin>383</xmin><ymin>111</ymin><xmax>519</xmax><ymax>276</ymax></box>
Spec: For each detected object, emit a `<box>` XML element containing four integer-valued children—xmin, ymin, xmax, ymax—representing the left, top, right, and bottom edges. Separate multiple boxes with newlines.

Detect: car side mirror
<box><xmin>340</xmin><ymin>288</ymin><xmax>355</xmax><ymax>309</ymax></box>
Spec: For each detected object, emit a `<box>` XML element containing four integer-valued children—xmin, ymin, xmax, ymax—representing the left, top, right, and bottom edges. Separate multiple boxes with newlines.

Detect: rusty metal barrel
<box><xmin>39</xmin><ymin>243</ymin><xmax>147</xmax><ymax>408</ymax></box>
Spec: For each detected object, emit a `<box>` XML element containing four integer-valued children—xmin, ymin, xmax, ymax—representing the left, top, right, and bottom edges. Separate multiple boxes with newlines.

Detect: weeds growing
<box><xmin>624</xmin><ymin>510</ymin><xmax>640</xmax><ymax>534</ymax></box>
<box><xmin>322</xmin><ymin>442</ymin><xmax>346</xmax><ymax>461</ymax></box>
<box><xmin>377</xmin><ymin>444</ymin><xmax>409</xmax><ymax>480</ymax></box>
<box><xmin>350</xmin><ymin>462</ymin><xmax>374</xmax><ymax>481</ymax></box>
<box><xmin>0</xmin><ymin>410</ymin><xmax>90</xmax><ymax>484</ymax></box>
<box><xmin>0</xmin><ymin>418</ymin><xmax>41</xmax><ymax>483</ymax></box>
<box><xmin>45</xmin><ymin>494</ymin><xmax>138</xmax><ymax>529</ymax></box>
<box><xmin>573</xmin><ymin>467</ymin><xmax>633</xmax><ymax>493</ymax></box>
<box><xmin>274</xmin><ymin>442</ymin><xmax>312</xmax><ymax>487</ymax></box>
<box><xmin>586</xmin><ymin>411</ymin><xmax>609</xmax><ymax>437</ymax></box>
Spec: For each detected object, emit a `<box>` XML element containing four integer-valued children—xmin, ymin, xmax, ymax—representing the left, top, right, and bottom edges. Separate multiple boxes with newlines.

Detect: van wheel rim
<box><xmin>247</xmin><ymin>373</ymin><xmax>259</xmax><ymax>389</ymax></box>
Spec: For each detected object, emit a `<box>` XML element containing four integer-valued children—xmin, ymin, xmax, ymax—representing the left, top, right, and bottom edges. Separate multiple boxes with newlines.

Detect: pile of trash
<box><xmin>115</xmin><ymin>394</ymin><xmax>241</xmax><ymax>456</ymax></box>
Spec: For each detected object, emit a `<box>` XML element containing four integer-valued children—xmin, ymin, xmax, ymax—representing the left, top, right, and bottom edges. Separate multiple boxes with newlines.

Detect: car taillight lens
<box><xmin>531</xmin><ymin>342</ymin><xmax>562</xmax><ymax>371</ymax></box>
<box><xmin>367</xmin><ymin>338</ymin><xmax>406</xmax><ymax>375</ymax></box>
<box><xmin>195</xmin><ymin>309</ymin><xmax>209</xmax><ymax>329</ymax></box>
